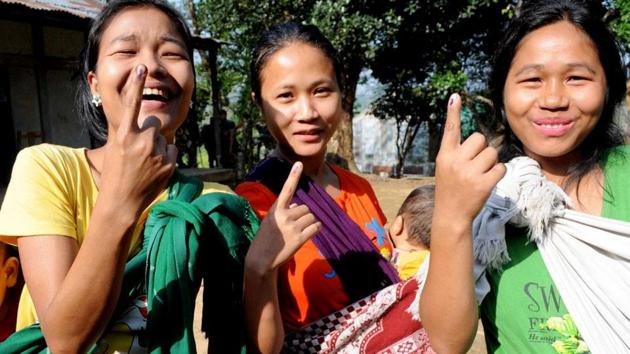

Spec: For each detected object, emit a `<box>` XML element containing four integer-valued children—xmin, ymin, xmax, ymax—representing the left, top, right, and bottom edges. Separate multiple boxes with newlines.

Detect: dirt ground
<box><xmin>193</xmin><ymin>174</ymin><xmax>487</xmax><ymax>353</ymax></box>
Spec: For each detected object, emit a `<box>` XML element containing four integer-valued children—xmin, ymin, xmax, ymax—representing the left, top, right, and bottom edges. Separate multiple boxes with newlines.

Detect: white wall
<box><xmin>352</xmin><ymin>111</ymin><xmax>398</xmax><ymax>173</ymax></box>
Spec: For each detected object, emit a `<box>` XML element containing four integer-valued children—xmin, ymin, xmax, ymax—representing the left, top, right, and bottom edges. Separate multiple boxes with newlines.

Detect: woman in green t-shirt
<box><xmin>478</xmin><ymin>0</ymin><xmax>628</xmax><ymax>353</ymax></box>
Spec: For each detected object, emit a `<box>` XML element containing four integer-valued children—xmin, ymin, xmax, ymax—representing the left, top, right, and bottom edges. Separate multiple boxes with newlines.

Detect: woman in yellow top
<box><xmin>0</xmin><ymin>0</ymin><xmax>230</xmax><ymax>352</ymax></box>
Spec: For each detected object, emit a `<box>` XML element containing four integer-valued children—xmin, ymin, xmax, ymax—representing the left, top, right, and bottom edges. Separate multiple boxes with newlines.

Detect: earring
<box><xmin>189</xmin><ymin>101</ymin><xmax>193</xmax><ymax>109</ymax></box>
<box><xmin>92</xmin><ymin>94</ymin><xmax>102</xmax><ymax>107</ymax></box>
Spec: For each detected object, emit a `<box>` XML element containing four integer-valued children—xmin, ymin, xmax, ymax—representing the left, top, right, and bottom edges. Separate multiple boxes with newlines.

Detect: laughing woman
<box><xmin>0</xmin><ymin>0</ymin><xmax>253</xmax><ymax>352</ymax></box>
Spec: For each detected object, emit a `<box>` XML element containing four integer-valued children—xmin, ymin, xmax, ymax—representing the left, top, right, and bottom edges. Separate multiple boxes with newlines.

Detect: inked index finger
<box><xmin>119</xmin><ymin>65</ymin><xmax>147</xmax><ymax>133</ymax></box>
<box><xmin>440</xmin><ymin>93</ymin><xmax>462</xmax><ymax>150</ymax></box>
<box><xmin>277</xmin><ymin>162</ymin><xmax>303</xmax><ymax>209</ymax></box>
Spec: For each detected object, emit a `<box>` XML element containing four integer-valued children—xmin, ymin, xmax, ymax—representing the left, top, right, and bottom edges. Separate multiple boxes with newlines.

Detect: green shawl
<box><xmin>0</xmin><ymin>172</ymin><xmax>259</xmax><ymax>353</ymax></box>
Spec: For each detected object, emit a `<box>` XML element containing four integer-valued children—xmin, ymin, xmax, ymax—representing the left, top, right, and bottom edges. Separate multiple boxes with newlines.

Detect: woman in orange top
<box><xmin>239</xmin><ymin>22</ymin><xmax>505</xmax><ymax>354</ymax></box>
<box><xmin>236</xmin><ymin>22</ymin><xmax>394</xmax><ymax>334</ymax></box>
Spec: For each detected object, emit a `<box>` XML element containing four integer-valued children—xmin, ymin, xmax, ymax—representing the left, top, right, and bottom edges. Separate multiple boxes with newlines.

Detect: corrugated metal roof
<box><xmin>0</xmin><ymin>0</ymin><xmax>104</xmax><ymax>18</ymax></box>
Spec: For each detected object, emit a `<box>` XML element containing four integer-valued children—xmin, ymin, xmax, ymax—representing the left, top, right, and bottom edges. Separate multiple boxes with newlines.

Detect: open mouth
<box><xmin>142</xmin><ymin>87</ymin><xmax>170</xmax><ymax>101</ymax></box>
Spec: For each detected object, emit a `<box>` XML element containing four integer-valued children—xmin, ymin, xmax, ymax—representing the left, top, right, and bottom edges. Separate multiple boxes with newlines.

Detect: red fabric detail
<box><xmin>284</xmin><ymin>279</ymin><xmax>435</xmax><ymax>353</ymax></box>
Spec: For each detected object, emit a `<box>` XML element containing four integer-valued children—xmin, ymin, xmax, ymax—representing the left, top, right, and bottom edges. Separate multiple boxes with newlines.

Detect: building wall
<box><xmin>0</xmin><ymin>14</ymin><xmax>90</xmax><ymax>151</ymax></box>
<box><xmin>352</xmin><ymin>112</ymin><xmax>398</xmax><ymax>174</ymax></box>
<box><xmin>8</xmin><ymin>67</ymin><xmax>41</xmax><ymax>135</ymax></box>
<box><xmin>353</xmin><ymin>111</ymin><xmax>432</xmax><ymax>176</ymax></box>
<box><xmin>0</xmin><ymin>7</ymin><xmax>91</xmax><ymax>186</ymax></box>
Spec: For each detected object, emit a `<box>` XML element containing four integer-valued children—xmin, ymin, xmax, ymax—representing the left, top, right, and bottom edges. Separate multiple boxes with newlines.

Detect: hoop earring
<box><xmin>92</xmin><ymin>94</ymin><xmax>102</xmax><ymax>108</ymax></box>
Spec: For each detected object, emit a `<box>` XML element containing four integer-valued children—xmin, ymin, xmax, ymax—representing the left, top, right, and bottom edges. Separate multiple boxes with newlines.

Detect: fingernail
<box><xmin>448</xmin><ymin>93</ymin><xmax>459</xmax><ymax>106</ymax></box>
<box><xmin>291</xmin><ymin>162</ymin><xmax>302</xmax><ymax>175</ymax></box>
<box><xmin>136</xmin><ymin>65</ymin><xmax>146</xmax><ymax>79</ymax></box>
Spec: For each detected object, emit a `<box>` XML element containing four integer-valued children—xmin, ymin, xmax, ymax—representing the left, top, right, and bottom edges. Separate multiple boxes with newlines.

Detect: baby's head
<box><xmin>0</xmin><ymin>242</ymin><xmax>19</xmax><ymax>309</ymax></box>
<box><xmin>389</xmin><ymin>184</ymin><xmax>434</xmax><ymax>251</ymax></box>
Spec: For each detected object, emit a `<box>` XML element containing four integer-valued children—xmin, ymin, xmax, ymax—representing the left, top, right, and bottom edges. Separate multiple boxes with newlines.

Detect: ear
<box><xmin>87</xmin><ymin>71</ymin><xmax>98</xmax><ymax>96</ymax></box>
<box><xmin>391</xmin><ymin>215</ymin><xmax>404</xmax><ymax>237</ymax></box>
<box><xmin>3</xmin><ymin>256</ymin><xmax>19</xmax><ymax>288</ymax></box>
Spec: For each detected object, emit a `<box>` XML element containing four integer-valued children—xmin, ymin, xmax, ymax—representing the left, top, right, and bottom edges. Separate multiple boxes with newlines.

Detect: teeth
<box><xmin>542</xmin><ymin>124</ymin><xmax>563</xmax><ymax>129</ymax></box>
<box><xmin>142</xmin><ymin>88</ymin><xmax>167</xmax><ymax>98</ymax></box>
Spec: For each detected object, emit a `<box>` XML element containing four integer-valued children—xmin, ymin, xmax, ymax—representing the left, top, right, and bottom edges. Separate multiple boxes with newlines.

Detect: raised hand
<box><xmin>433</xmin><ymin>93</ymin><xmax>506</xmax><ymax>224</ymax></box>
<box><xmin>246</xmin><ymin>162</ymin><xmax>322</xmax><ymax>274</ymax></box>
<box><xmin>98</xmin><ymin>64</ymin><xmax>178</xmax><ymax>219</ymax></box>
<box><xmin>419</xmin><ymin>93</ymin><xmax>506</xmax><ymax>353</ymax></box>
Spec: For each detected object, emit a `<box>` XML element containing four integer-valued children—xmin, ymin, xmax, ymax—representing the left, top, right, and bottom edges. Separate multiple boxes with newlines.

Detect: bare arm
<box><xmin>243</xmin><ymin>162</ymin><xmax>320</xmax><ymax>354</ymax></box>
<box><xmin>243</xmin><ymin>263</ymin><xmax>283</xmax><ymax>354</ymax></box>
<box><xmin>18</xmin><ymin>64</ymin><xmax>177</xmax><ymax>353</ymax></box>
<box><xmin>19</xmin><ymin>207</ymin><xmax>135</xmax><ymax>353</ymax></box>
<box><xmin>420</xmin><ymin>94</ymin><xmax>505</xmax><ymax>353</ymax></box>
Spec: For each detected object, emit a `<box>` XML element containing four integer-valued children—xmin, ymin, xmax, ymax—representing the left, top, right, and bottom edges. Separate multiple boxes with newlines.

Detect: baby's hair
<box><xmin>396</xmin><ymin>184</ymin><xmax>434</xmax><ymax>248</ymax></box>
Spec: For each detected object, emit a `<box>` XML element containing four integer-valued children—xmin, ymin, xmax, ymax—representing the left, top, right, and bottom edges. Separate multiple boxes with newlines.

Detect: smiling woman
<box><xmin>235</xmin><ymin>23</ymin><xmax>400</xmax><ymax>353</ymax></box>
<box><xmin>235</xmin><ymin>20</ymin><xmax>502</xmax><ymax>353</ymax></box>
<box><xmin>0</xmin><ymin>0</ymin><xmax>241</xmax><ymax>353</ymax></box>
<box><xmin>502</xmin><ymin>21</ymin><xmax>607</xmax><ymax>180</ymax></box>
<box><xmin>476</xmin><ymin>1</ymin><xmax>629</xmax><ymax>353</ymax></box>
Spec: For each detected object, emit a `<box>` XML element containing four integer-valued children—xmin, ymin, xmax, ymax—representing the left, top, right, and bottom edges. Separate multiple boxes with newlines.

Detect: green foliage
<box><xmin>369</xmin><ymin>0</ymin><xmax>509</xmax><ymax>173</ymax></box>
<box><xmin>611</xmin><ymin>0</ymin><xmax>630</xmax><ymax>47</ymax></box>
<box><xmin>188</xmin><ymin>0</ymin><xmax>513</xmax><ymax>173</ymax></box>
<box><xmin>193</xmin><ymin>0</ymin><xmax>310</xmax><ymax>170</ymax></box>
<box><xmin>191</xmin><ymin>0</ymin><xmax>416</xmax><ymax>170</ymax></box>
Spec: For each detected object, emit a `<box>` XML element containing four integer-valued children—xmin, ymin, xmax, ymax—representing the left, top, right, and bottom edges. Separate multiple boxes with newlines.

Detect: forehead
<box><xmin>100</xmin><ymin>6</ymin><xmax>184</xmax><ymax>44</ymax></box>
<box><xmin>260</xmin><ymin>42</ymin><xmax>336</xmax><ymax>86</ymax></box>
<box><xmin>510</xmin><ymin>21</ymin><xmax>601</xmax><ymax>70</ymax></box>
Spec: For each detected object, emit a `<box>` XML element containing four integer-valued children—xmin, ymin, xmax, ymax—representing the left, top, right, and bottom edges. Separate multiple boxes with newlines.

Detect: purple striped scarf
<box><xmin>246</xmin><ymin>157</ymin><xmax>400</xmax><ymax>301</ymax></box>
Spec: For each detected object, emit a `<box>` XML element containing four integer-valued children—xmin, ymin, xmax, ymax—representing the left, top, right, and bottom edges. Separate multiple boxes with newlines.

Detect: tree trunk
<box><xmin>177</xmin><ymin>0</ymin><xmax>204</xmax><ymax>168</ymax></box>
<box><xmin>427</xmin><ymin>120</ymin><xmax>442</xmax><ymax>167</ymax></box>
<box><xmin>326</xmin><ymin>60</ymin><xmax>361</xmax><ymax>171</ymax></box>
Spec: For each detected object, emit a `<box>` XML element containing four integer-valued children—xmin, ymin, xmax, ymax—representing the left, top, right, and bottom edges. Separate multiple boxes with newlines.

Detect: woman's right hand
<box><xmin>421</xmin><ymin>94</ymin><xmax>506</xmax><ymax>353</ymax></box>
<box><xmin>433</xmin><ymin>93</ymin><xmax>506</xmax><ymax>225</ymax></box>
<box><xmin>98</xmin><ymin>65</ymin><xmax>178</xmax><ymax>220</ymax></box>
<box><xmin>245</xmin><ymin>162</ymin><xmax>322</xmax><ymax>275</ymax></box>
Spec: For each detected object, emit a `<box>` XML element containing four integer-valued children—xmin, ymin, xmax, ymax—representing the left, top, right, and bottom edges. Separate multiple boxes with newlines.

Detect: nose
<box><xmin>539</xmin><ymin>79</ymin><xmax>569</xmax><ymax>111</ymax></box>
<box><xmin>139</xmin><ymin>52</ymin><xmax>167</xmax><ymax>79</ymax></box>
<box><xmin>296</xmin><ymin>95</ymin><xmax>318</xmax><ymax>122</ymax></box>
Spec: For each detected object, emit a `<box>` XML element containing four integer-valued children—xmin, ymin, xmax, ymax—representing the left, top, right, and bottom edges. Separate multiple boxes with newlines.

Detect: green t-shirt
<box><xmin>480</xmin><ymin>146</ymin><xmax>630</xmax><ymax>354</ymax></box>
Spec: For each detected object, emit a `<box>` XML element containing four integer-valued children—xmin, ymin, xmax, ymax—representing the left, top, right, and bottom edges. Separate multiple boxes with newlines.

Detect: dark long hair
<box><xmin>249</xmin><ymin>22</ymin><xmax>345</xmax><ymax>104</ymax></box>
<box><xmin>490</xmin><ymin>0</ymin><xmax>626</xmax><ymax>189</ymax></box>
<box><xmin>77</xmin><ymin>0</ymin><xmax>195</xmax><ymax>145</ymax></box>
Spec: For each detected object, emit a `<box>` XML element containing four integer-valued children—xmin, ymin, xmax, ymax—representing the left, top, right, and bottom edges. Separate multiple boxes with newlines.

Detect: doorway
<box><xmin>0</xmin><ymin>67</ymin><xmax>17</xmax><ymax>187</ymax></box>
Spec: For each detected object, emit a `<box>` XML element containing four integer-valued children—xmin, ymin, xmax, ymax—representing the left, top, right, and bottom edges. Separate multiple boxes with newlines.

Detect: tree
<box><xmin>369</xmin><ymin>0</ymin><xmax>509</xmax><ymax>175</ymax></box>
<box><xmin>610</xmin><ymin>0</ymin><xmax>630</xmax><ymax>48</ymax></box>
<box><xmin>372</xmin><ymin>68</ymin><xmax>468</xmax><ymax>177</ymax></box>
<box><xmin>193</xmin><ymin>0</ymin><xmax>315</xmax><ymax>172</ymax></box>
<box><xmin>310</xmin><ymin>0</ymin><xmax>401</xmax><ymax>169</ymax></box>
<box><xmin>191</xmin><ymin>0</ymin><xmax>406</xmax><ymax>172</ymax></box>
